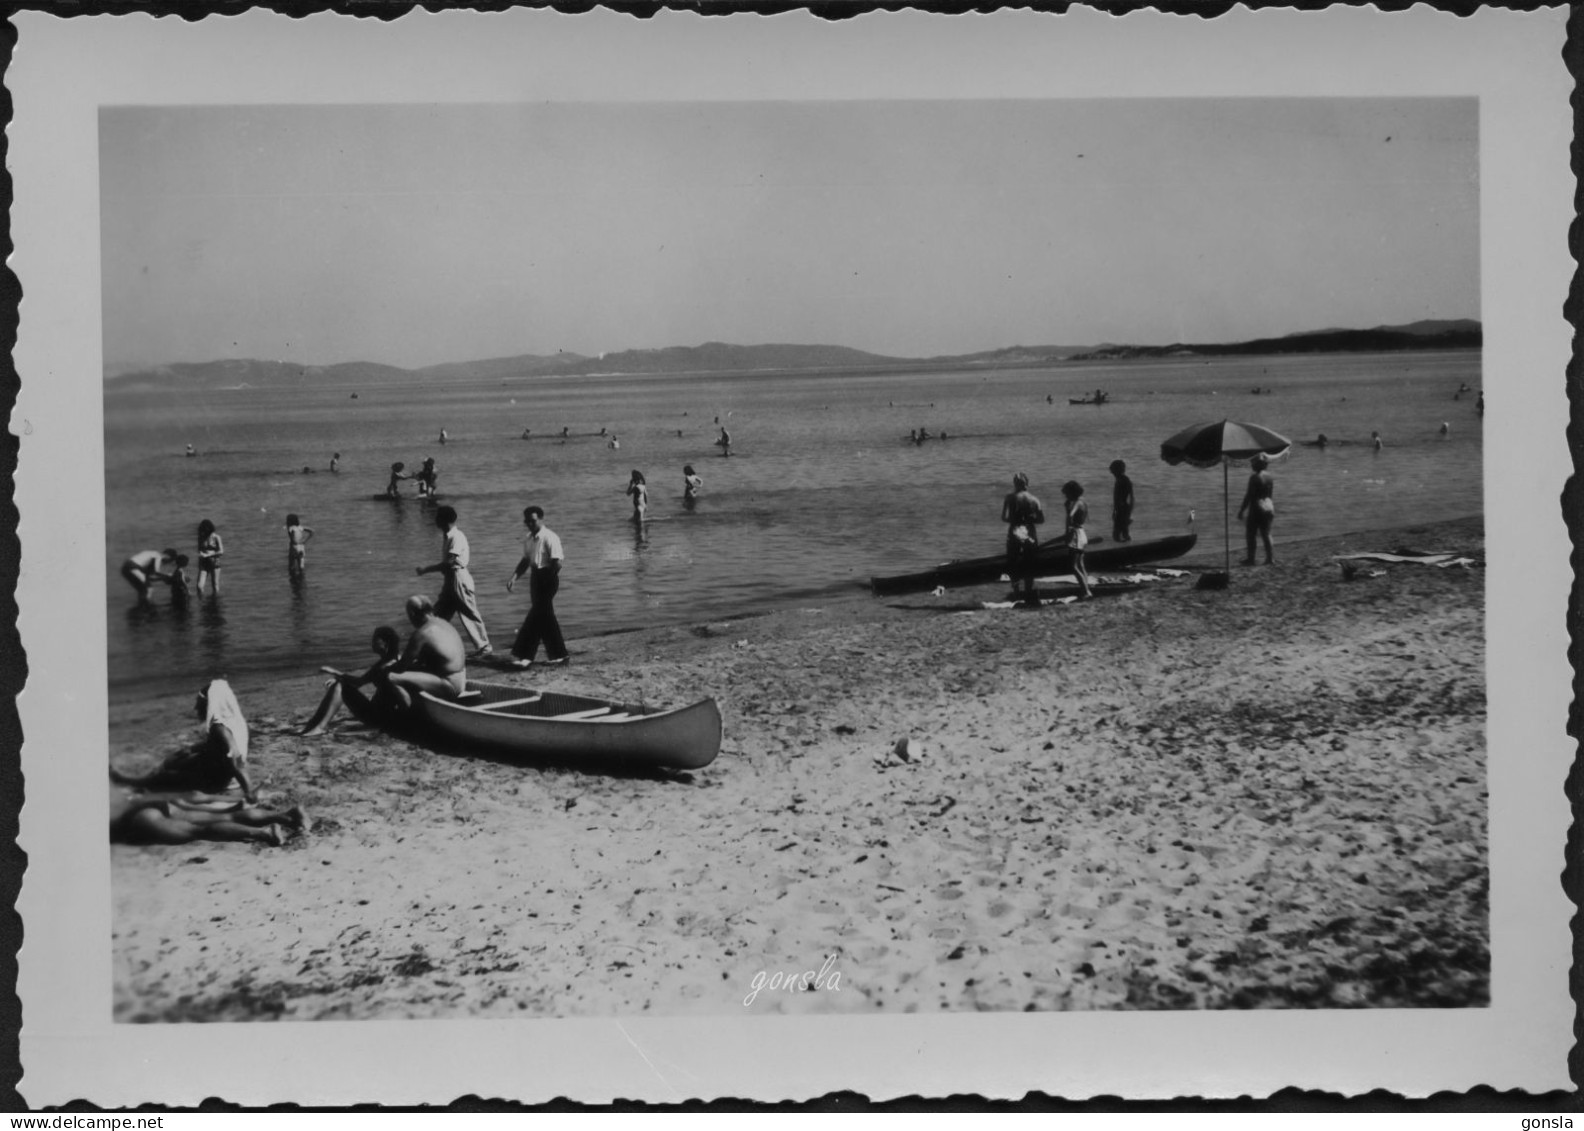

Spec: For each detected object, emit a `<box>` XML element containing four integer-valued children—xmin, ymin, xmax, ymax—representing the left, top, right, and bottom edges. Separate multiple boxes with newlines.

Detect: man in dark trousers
<box><xmin>505</xmin><ymin>505</ymin><xmax>569</xmax><ymax>668</ymax></box>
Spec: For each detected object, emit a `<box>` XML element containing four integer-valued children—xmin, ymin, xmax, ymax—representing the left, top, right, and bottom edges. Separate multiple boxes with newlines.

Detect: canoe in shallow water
<box><xmin>342</xmin><ymin>679</ymin><xmax>721</xmax><ymax>770</ymax></box>
<box><xmin>870</xmin><ymin>531</ymin><xmax>1198</xmax><ymax>596</ymax></box>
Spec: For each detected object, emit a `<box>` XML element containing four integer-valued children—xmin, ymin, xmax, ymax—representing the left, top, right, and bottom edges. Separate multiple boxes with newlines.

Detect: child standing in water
<box><xmin>682</xmin><ymin>464</ymin><xmax>702</xmax><ymax>505</ymax></box>
<box><xmin>285</xmin><ymin>514</ymin><xmax>315</xmax><ymax>576</ymax></box>
<box><xmin>196</xmin><ymin>519</ymin><xmax>224</xmax><ymax>595</ymax></box>
<box><xmin>1109</xmin><ymin>460</ymin><xmax>1134</xmax><ymax>543</ymax></box>
<box><xmin>626</xmin><ymin>470</ymin><xmax>649</xmax><ymax>520</ymax></box>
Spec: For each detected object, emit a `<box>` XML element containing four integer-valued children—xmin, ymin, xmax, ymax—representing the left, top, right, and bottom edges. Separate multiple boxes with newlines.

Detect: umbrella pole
<box><xmin>1223</xmin><ymin>456</ymin><xmax>1231</xmax><ymax>577</ymax></box>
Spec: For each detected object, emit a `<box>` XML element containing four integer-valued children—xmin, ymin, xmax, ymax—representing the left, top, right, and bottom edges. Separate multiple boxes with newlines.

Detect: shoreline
<box><xmin>110</xmin><ymin>513</ymin><xmax>1487</xmax><ymax>1019</ymax></box>
<box><xmin>105</xmin><ymin>512</ymin><xmax>1483</xmax><ymax>735</ymax></box>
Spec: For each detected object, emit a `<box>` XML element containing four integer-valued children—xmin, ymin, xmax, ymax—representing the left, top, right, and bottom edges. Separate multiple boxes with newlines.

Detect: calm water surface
<box><xmin>105</xmin><ymin>350</ymin><xmax>1482</xmax><ymax>701</ymax></box>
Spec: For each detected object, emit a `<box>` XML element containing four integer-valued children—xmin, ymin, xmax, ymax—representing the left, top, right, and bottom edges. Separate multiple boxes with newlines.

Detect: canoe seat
<box><xmin>550</xmin><ymin>706</ymin><xmax>613</xmax><ymax>721</ymax></box>
<box><xmin>590</xmin><ymin>713</ymin><xmax>634</xmax><ymax>723</ymax></box>
<box><xmin>478</xmin><ymin>694</ymin><xmax>544</xmax><ymax>712</ymax></box>
<box><xmin>456</xmin><ymin>690</ymin><xmax>483</xmax><ymax>701</ymax></box>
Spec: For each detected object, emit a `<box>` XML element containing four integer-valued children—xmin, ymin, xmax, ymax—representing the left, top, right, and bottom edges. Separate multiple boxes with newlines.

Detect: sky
<box><xmin>99</xmin><ymin>98</ymin><xmax>1478</xmax><ymax>372</ymax></box>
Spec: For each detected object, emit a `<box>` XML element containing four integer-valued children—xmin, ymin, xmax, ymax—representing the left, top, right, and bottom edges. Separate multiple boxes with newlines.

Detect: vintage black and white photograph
<box><xmin>14</xmin><ymin>8</ymin><xmax>1572</xmax><ymax>1105</ymax></box>
<box><xmin>99</xmin><ymin>94</ymin><xmax>1492</xmax><ymax>1021</ymax></box>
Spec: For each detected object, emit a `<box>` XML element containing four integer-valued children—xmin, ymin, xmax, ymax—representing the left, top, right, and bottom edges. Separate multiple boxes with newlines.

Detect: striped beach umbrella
<box><xmin>1161</xmin><ymin>419</ymin><xmax>1292</xmax><ymax>580</ymax></box>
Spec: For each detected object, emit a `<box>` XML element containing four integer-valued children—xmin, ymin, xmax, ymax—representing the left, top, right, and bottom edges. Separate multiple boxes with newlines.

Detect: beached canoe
<box><xmin>342</xmin><ymin>678</ymin><xmax>721</xmax><ymax>770</ymax></box>
<box><xmin>870</xmin><ymin>531</ymin><xmax>1198</xmax><ymax>596</ymax></box>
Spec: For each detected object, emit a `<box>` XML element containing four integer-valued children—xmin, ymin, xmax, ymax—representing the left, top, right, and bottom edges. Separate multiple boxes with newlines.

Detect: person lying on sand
<box><xmin>110</xmin><ymin>679</ymin><xmax>257</xmax><ymax>803</ymax></box>
<box><xmin>110</xmin><ymin>782</ymin><xmax>308</xmax><ymax>847</ymax></box>
<box><xmin>299</xmin><ymin>626</ymin><xmax>402</xmax><ymax>735</ymax></box>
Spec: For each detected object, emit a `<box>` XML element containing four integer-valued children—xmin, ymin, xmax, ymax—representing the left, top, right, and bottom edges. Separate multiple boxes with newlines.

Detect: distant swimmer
<box><xmin>1317</xmin><ymin>433</ymin><xmax>1329</xmax><ymax>449</ymax></box>
<box><xmin>1046</xmin><ymin>394</ymin><xmax>1053</xmax><ymax>405</ymax></box>
<box><xmin>120</xmin><ymin>548</ymin><xmax>180</xmax><ymax>606</ymax></box>
<box><xmin>522</xmin><ymin>428</ymin><xmax>532</xmax><ymax>440</ymax></box>
<box><xmin>561</xmin><ymin>426</ymin><xmax>570</xmax><ymax>439</ymax></box>
<box><xmin>718</xmin><ymin>427</ymin><xmax>732</xmax><ymax>457</ymax></box>
<box><xmin>1372</xmin><ymin>431</ymin><xmax>1383</xmax><ymax>452</ymax></box>
<box><xmin>608</xmin><ymin>434</ymin><xmax>620</xmax><ymax>451</ymax></box>
<box><xmin>599</xmin><ymin>427</ymin><xmax>607</xmax><ymax>437</ymax></box>
<box><xmin>330</xmin><ymin>452</ymin><xmax>340</xmax><ymax>473</ymax></box>
<box><xmin>185</xmin><ymin>444</ymin><xmax>196</xmax><ymax>458</ymax></box>
<box><xmin>439</xmin><ymin>429</ymin><xmax>449</xmax><ymax>445</ymax></box>
<box><xmin>1439</xmin><ymin>421</ymin><xmax>1450</xmax><ymax>437</ymax></box>
<box><xmin>677</xmin><ymin>429</ymin><xmax>684</xmax><ymax>438</ymax></box>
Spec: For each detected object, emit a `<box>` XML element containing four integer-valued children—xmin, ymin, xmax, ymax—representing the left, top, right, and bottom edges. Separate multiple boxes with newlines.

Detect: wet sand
<box><xmin>110</xmin><ymin>515</ymin><xmax>1487</xmax><ymax>1020</ymax></box>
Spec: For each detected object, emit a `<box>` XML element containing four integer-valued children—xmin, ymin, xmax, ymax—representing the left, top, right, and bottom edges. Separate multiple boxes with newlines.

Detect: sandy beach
<box><xmin>110</xmin><ymin>514</ymin><xmax>1487</xmax><ymax>1021</ymax></box>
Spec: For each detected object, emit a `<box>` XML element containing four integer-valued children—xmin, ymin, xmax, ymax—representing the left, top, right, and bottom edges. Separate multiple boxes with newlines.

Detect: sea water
<box><xmin>103</xmin><ymin>350</ymin><xmax>1482</xmax><ymax>702</ymax></box>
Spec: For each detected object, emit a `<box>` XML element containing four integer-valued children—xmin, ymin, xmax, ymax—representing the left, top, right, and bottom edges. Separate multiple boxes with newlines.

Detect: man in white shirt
<box><xmin>505</xmin><ymin>505</ymin><xmax>568</xmax><ymax>668</ymax></box>
<box><xmin>416</xmin><ymin>505</ymin><xmax>492</xmax><ymax>657</ymax></box>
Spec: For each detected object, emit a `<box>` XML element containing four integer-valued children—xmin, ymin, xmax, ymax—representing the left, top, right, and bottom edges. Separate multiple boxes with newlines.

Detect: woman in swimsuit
<box><xmin>1236</xmin><ymin>454</ymin><xmax>1276</xmax><ymax>565</ymax></box>
<box><xmin>196</xmin><ymin>519</ymin><xmax>224</xmax><ymax>595</ymax></box>
<box><xmin>1061</xmin><ymin>481</ymin><xmax>1093</xmax><ymax>600</ymax></box>
<box><xmin>1000</xmin><ymin>473</ymin><xmax>1044</xmax><ymax>607</ymax></box>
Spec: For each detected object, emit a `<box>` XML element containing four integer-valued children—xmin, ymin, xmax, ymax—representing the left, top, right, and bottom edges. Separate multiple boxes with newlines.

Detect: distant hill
<box><xmin>573</xmin><ymin>342</ymin><xmax>907</xmax><ymax>375</ymax></box>
<box><xmin>105</xmin><ymin>320</ymin><xmax>1479</xmax><ymax>390</ymax></box>
<box><xmin>105</xmin><ymin>343</ymin><xmax>914</xmax><ymax>391</ymax></box>
<box><xmin>1070</xmin><ymin>320</ymin><xmax>1481</xmax><ymax>362</ymax></box>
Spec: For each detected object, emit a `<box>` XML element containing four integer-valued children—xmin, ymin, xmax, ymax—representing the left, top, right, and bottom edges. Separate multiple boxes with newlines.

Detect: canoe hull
<box><xmin>340</xmin><ymin>679</ymin><xmax>722</xmax><ymax>771</ymax></box>
<box><xmin>870</xmin><ymin>532</ymin><xmax>1198</xmax><ymax>596</ymax></box>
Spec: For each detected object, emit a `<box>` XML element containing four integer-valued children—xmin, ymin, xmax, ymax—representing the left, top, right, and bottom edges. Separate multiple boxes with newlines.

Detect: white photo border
<box><xmin>11</xmin><ymin>6</ymin><xmax>1574</xmax><ymax>1105</ymax></box>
